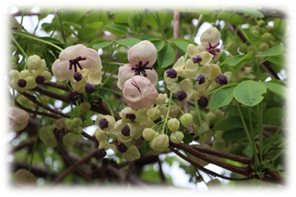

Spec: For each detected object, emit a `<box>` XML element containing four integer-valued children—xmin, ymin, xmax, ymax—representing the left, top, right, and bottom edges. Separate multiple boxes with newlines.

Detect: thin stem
<box><xmin>161</xmin><ymin>92</ymin><xmax>173</xmax><ymax>134</ymax></box>
<box><xmin>152</xmin><ymin>10</ymin><xmax>167</xmax><ymax>43</ymax></box>
<box><xmin>55</xmin><ymin>10</ymin><xmax>67</xmax><ymax>43</ymax></box>
<box><xmin>194</xmin><ymin>99</ymin><xmax>204</xmax><ymax>142</ymax></box>
<box><xmin>257</xmin><ymin>102</ymin><xmax>264</xmax><ymax>162</ymax></box>
<box><xmin>99</xmin><ymin>87</ymin><xmax>122</xmax><ymax>96</ymax></box>
<box><xmin>190</xmin><ymin>14</ymin><xmax>203</xmax><ymax>41</ymax></box>
<box><xmin>10</xmin><ymin>34</ymin><xmax>28</xmax><ymax>59</ymax></box>
<box><xmin>97</xmin><ymin>94</ymin><xmax>115</xmax><ymax>118</ymax></box>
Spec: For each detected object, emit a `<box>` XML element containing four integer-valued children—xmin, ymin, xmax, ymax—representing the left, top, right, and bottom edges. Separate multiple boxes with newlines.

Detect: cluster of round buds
<box><xmin>52</xmin><ymin>44</ymin><xmax>102</xmax><ymax>93</ymax></box>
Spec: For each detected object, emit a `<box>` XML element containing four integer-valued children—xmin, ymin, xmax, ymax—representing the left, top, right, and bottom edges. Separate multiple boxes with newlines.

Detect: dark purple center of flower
<box><xmin>192</xmin><ymin>55</ymin><xmax>203</xmax><ymax>64</ymax></box>
<box><xmin>198</xmin><ymin>96</ymin><xmax>208</xmax><ymax>108</ymax></box>
<box><xmin>131</xmin><ymin>60</ymin><xmax>153</xmax><ymax>77</ymax></box>
<box><xmin>99</xmin><ymin>118</ymin><xmax>109</xmax><ymax>129</ymax></box>
<box><xmin>97</xmin><ymin>148</ymin><xmax>107</xmax><ymax>158</ymax></box>
<box><xmin>177</xmin><ymin>90</ymin><xmax>187</xmax><ymax>101</ymax></box>
<box><xmin>153</xmin><ymin>117</ymin><xmax>163</xmax><ymax>125</ymax></box>
<box><xmin>68</xmin><ymin>92</ymin><xmax>79</xmax><ymax>102</ymax></box>
<box><xmin>85</xmin><ymin>83</ymin><xmax>96</xmax><ymax>93</ymax></box>
<box><xmin>215</xmin><ymin>74</ymin><xmax>228</xmax><ymax>85</ymax></box>
<box><xmin>17</xmin><ymin>79</ymin><xmax>27</xmax><ymax>88</ymax></box>
<box><xmin>6</xmin><ymin>117</ymin><xmax>13</xmax><ymax>125</ymax></box>
<box><xmin>121</xmin><ymin>125</ymin><xmax>130</xmax><ymax>136</ymax></box>
<box><xmin>74</xmin><ymin>72</ymin><xmax>82</xmax><ymax>81</ymax></box>
<box><xmin>117</xmin><ymin>143</ymin><xmax>128</xmax><ymax>153</ymax></box>
<box><xmin>126</xmin><ymin>114</ymin><xmax>136</xmax><ymax>122</ymax></box>
<box><xmin>69</xmin><ymin>56</ymin><xmax>86</xmax><ymax>72</ymax></box>
<box><xmin>166</xmin><ymin>68</ymin><xmax>177</xmax><ymax>78</ymax></box>
<box><xmin>35</xmin><ymin>75</ymin><xmax>45</xmax><ymax>84</ymax></box>
<box><xmin>196</xmin><ymin>74</ymin><xmax>206</xmax><ymax>85</ymax></box>
<box><xmin>206</xmin><ymin>42</ymin><xmax>220</xmax><ymax>56</ymax></box>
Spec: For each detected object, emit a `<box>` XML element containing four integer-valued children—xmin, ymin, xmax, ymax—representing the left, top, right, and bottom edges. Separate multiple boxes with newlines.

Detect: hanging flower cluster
<box><xmin>52</xmin><ymin>44</ymin><xmax>102</xmax><ymax>93</ymax></box>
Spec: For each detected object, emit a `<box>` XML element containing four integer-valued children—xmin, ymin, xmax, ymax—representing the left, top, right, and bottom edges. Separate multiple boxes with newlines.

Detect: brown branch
<box><xmin>170</xmin><ymin>141</ymin><xmax>252</xmax><ymax>177</ymax></box>
<box><xmin>51</xmin><ymin>148</ymin><xmax>99</xmax><ymax>185</ymax></box>
<box><xmin>124</xmin><ymin>161</ymin><xmax>135</xmax><ymax>184</ymax></box>
<box><xmin>42</xmin><ymin>81</ymin><xmax>69</xmax><ymax>91</ymax></box>
<box><xmin>191</xmin><ymin>144</ymin><xmax>252</xmax><ymax>164</ymax></box>
<box><xmin>261</xmin><ymin>3</ymin><xmax>294</xmax><ymax>19</ymax></box>
<box><xmin>157</xmin><ymin>157</ymin><xmax>166</xmax><ymax>183</ymax></box>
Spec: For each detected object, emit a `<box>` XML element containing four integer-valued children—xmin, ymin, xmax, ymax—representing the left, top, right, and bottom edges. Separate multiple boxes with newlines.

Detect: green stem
<box><xmin>220</xmin><ymin>10</ymin><xmax>235</xmax><ymax>33</ymax></box>
<box><xmin>257</xmin><ymin>102</ymin><xmax>264</xmax><ymax>162</ymax></box>
<box><xmin>99</xmin><ymin>87</ymin><xmax>122</xmax><ymax>96</ymax></box>
<box><xmin>152</xmin><ymin>11</ymin><xmax>167</xmax><ymax>43</ymax></box>
<box><xmin>190</xmin><ymin>14</ymin><xmax>203</xmax><ymax>41</ymax></box>
<box><xmin>97</xmin><ymin>94</ymin><xmax>115</xmax><ymax>118</ymax></box>
<box><xmin>161</xmin><ymin>92</ymin><xmax>173</xmax><ymax>134</ymax></box>
<box><xmin>56</xmin><ymin>11</ymin><xmax>67</xmax><ymax>43</ymax></box>
<box><xmin>12</xmin><ymin>32</ymin><xmax>63</xmax><ymax>51</ymax></box>
<box><xmin>263</xmin><ymin>123</ymin><xmax>283</xmax><ymax>155</ymax></box>
<box><xmin>236</xmin><ymin>101</ymin><xmax>259</xmax><ymax>168</ymax></box>
<box><xmin>194</xmin><ymin>99</ymin><xmax>204</xmax><ymax>142</ymax></box>
<box><xmin>28</xmin><ymin>115</ymin><xmax>44</xmax><ymax>172</ymax></box>
<box><xmin>10</xmin><ymin>34</ymin><xmax>28</xmax><ymax>59</ymax></box>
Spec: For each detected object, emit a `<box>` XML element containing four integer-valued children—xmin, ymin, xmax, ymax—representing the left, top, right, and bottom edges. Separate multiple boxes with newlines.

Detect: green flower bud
<box><xmin>170</xmin><ymin>131</ymin><xmax>184</xmax><ymax>144</ymax></box>
<box><xmin>55</xmin><ymin>118</ymin><xmax>66</xmax><ymax>129</ymax></box>
<box><xmin>180</xmin><ymin>113</ymin><xmax>193</xmax><ymax>127</ymax></box>
<box><xmin>261</xmin><ymin>32</ymin><xmax>272</xmax><ymax>43</ymax></box>
<box><xmin>82</xmin><ymin>119</ymin><xmax>93</xmax><ymax>127</ymax></box>
<box><xmin>268</xmin><ymin>41</ymin><xmax>275</xmax><ymax>48</ymax></box>
<box><xmin>72</xmin><ymin>117</ymin><xmax>82</xmax><ymax>127</ymax></box>
<box><xmin>258</xmin><ymin>42</ymin><xmax>269</xmax><ymax>52</ymax></box>
<box><xmin>251</xmin><ymin>29</ymin><xmax>260</xmax><ymax>37</ymax></box>
<box><xmin>122</xmin><ymin>145</ymin><xmax>141</xmax><ymax>161</ymax></box>
<box><xmin>167</xmin><ymin>118</ymin><xmax>180</xmax><ymax>132</ymax></box>
<box><xmin>72</xmin><ymin>126</ymin><xmax>82</xmax><ymax>135</ymax></box>
<box><xmin>247</xmin><ymin>45</ymin><xmax>258</xmax><ymax>54</ymax></box>
<box><xmin>266</xmin><ymin>26</ymin><xmax>273</xmax><ymax>32</ymax></box>
<box><xmin>238</xmin><ymin>43</ymin><xmax>248</xmax><ymax>53</ymax></box>
<box><xmin>226</xmin><ymin>42</ymin><xmax>238</xmax><ymax>51</ymax></box>
<box><xmin>147</xmin><ymin>108</ymin><xmax>161</xmax><ymax>120</ymax></box>
<box><xmin>27</xmin><ymin>55</ymin><xmax>42</xmax><ymax>71</ymax></box>
<box><xmin>155</xmin><ymin>93</ymin><xmax>168</xmax><ymax>105</ymax></box>
<box><xmin>142</xmin><ymin>128</ymin><xmax>157</xmax><ymax>141</ymax></box>
<box><xmin>257</xmin><ymin>19</ymin><xmax>266</xmax><ymax>27</ymax></box>
<box><xmin>63</xmin><ymin>132</ymin><xmax>77</xmax><ymax>146</ymax></box>
<box><xmin>149</xmin><ymin>134</ymin><xmax>169</xmax><ymax>152</ymax></box>
<box><xmin>65</xmin><ymin>118</ymin><xmax>74</xmax><ymax>131</ymax></box>
<box><xmin>95</xmin><ymin>127</ymin><xmax>107</xmax><ymax>142</ymax></box>
<box><xmin>79</xmin><ymin>102</ymin><xmax>91</xmax><ymax>113</ymax></box>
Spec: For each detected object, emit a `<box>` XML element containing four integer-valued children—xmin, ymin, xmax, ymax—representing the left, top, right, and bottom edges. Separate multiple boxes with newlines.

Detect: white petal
<box><xmin>79</xmin><ymin>48</ymin><xmax>102</xmax><ymax>71</ymax></box>
<box><xmin>187</xmin><ymin>44</ymin><xmax>200</xmax><ymax>58</ymax></box>
<box><xmin>87</xmin><ymin>70</ymin><xmax>102</xmax><ymax>85</ymax></box>
<box><xmin>128</xmin><ymin>40</ymin><xmax>157</xmax><ymax>67</ymax></box>
<box><xmin>172</xmin><ymin>56</ymin><xmax>185</xmax><ymax>69</ymax></box>
<box><xmin>59</xmin><ymin>44</ymin><xmax>86</xmax><ymax>60</ymax></box>
<box><xmin>52</xmin><ymin>59</ymin><xmax>74</xmax><ymax>81</ymax></box>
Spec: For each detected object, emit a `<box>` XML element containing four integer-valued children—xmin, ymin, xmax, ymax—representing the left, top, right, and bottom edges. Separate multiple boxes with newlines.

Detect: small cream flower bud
<box><xmin>27</xmin><ymin>55</ymin><xmax>42</xmax><ymax>70</ymax></box>
<box><xmin>167</xmin><ymin>118</ymin><xmax>180</xmax><ymax>132</ymax></box>
<box><xmin>149</xmin><ymin>134</ymin><xmax>169</xmax><ymax>152</ymax></box>
<box><xmin>147</xmin><ymin>108</ymin><xmax>161</xmax><ymax>120</ymax></box>
<box><xmin>170</xmin><ymin>131</ymin><xmax>184</xmax><ymax>144</ymax></box>
<box><xmin>142</xmin><ymin>128</ymin><xmax>157</xmax><ymax>141</ymax></box>
<box><xmin>180</xmin><ymin>113</ymin><xmax>193</xmax><ymax>127</ymax></box>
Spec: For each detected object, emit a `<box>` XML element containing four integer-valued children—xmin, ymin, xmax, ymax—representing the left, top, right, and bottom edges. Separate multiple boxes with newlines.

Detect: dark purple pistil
<box><xmin>126</xmin><ymin>114</ymin><xmax>136</xmax><ymax>122</ymax></box>
<box><xmin>198</xmin><ymin>96</ymin><xmax>208</xmax><ymax>108</ymax></box>
<box><xmin>166</xmin><ymin>68</ymin><xmax>177</xmax><ymax>78</ymax></box>
<box><xmin>17</xmin><ymin>79</ymin><xmax>27</xmax><ymax>88</ymax></box>
<box><xmin>97</xmin><ymin>148</ymin><xmax>107</xmax><ymax>158</ymax></box>
<box><xmin>153</xmin><ymin>117</ymin><xmax>163</xmax><ymax>125</ymax></box>
<box><xmin>131</xmin><ymin>60</ymin><xmax>153</xmax><ymax>77</ymax></box>
<box><xmin>99</xmin><ymin>118</ymin><xmax>109</xmax><ymax>129</ymax></box>
<box><xmin>196</xmin><ymin>74</ymin><xmax>206</xmax><ymax>85</ymax></box>
<box><xmin>68</xmin><ymin>92</ymin><xmax>79</xmax><ymax>102</ymax></box>
<box><xmin>69</xmin><ymin>56</ymin><xmax>86</xmax><ymax>72</ymax></box>
<box><xmin>206</xmin><ymin>42</ymin><xmax>220</xmax><ymax>56</ymax></box>
<box><xmin>6</xmin><ymin>117</ymin><xmax>13</xmax><ymax>125</ymax></box>
<box><xmin>192</xmin><ymin>55</ymin><xmax>203</xmax><ymax>64</ymax></box>
<box><xmin>35</xmin><ymin>75</ymin><xmax>45</xmax><ymax>84</ymax></box>
<box><xmin>215</xmin><ymin>74</ymin><xmax>228</xmax><ymax>85</ymax></box>
<box><xmin>121</xmin><ymin>125</ymin><xmax>130</xmax><ymax>136</ymax></box>
<box><xmin>85</xmin><ymin>83</ymin><xmax>95</xmax><ymax>93</ymax></box>
<box><xmin>177</xmin><ymin>90</ymin><xmax>187</xmax><ymax>101</ymax></box>
<box><xmin>117</xmin><ymin>143</ymin><xmax>128</xmax><ymax>153</ymax></box>
<box><xmin>74</xmin><ymin>72</ymin><xmax>82</xmax><ymax>81</ymax></box>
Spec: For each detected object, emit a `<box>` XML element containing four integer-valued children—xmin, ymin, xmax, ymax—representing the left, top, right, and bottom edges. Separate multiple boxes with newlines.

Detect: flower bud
<box><xmin>35</xmin><ymin>75</ymin><xmax>45</xmax><ymax>84</ymax></box>
<box><xmin>261</xmin><ymin>32</ymin><xmax>272</xmax><ymax>43</ymax></box>
<box><xmin>176</xmin><ymin>90</ymin><xmax>187</xmax><ymax>101</ymax></box>
<box><xmin>155</xmin><ymin>93</ymin><xmax>168</xmax><ymax>105</ymax></box>
<box><xmin>27</xmin><ymin>55</ymin><xmax>42</xmax><ymax>71</ymax></box>
<box><xmin>167</xmin><ymin>118</ymin><xmax>180</xmax><ymax>132</ymax></box>
<box><xmin>258</xmin><ymin>42</ymin><xmax>269</xmax><ymax>52</ymax></box>
<box><xmin>8</xmin><ymin>107</ymin><xmax>30</xmax><ymax>131</ymax></box>
<box><xmin>85</xmin><ymin>83</ymin><xmax>95</xmax><ymax>93</ymax></box>
<box><xmin>79</xmin><ymin>102</ymin><xmax>91</xmax><ymax>113</ymax></box>
<box><xmin>180</xmin><ymin>113</ymin><xmax>193</xmax><ymax>127</ymax></box>
<box><xmin>97</xmin><ymin>148</ymin><xmax>107</xmax><ymax>158</ymax></box>
<box><xmin>68</xmin><ymin>92</ymin><xmax>79</xmax><ymax>102</ymax></box>
<box><xmin>170</xmin><ymin>131</ymin><xmax>184</xmax><ymax>144</ymax></box>
<box><xmin>142</xmin><ymin>128</ymin><xmax>158</xmax><ymax>141</ymax></box>
<box><xmin>149</xmin><ymin>134</ymin><xmax>169</xmax><ymax>152</ymax></box>
<box><xmin>147</xmin><ymin>108</ymin><xmax>161</xmax><ymax>120</ymax></box>
<box><xmin>121</xmin><ymin>125</ymin><xmax>131</xmax><ymax>136</ymax></box>
<box><xmin>239</xmin><ymin>43</ymin><xmax>248</xmax><ymax>53</ymax></box>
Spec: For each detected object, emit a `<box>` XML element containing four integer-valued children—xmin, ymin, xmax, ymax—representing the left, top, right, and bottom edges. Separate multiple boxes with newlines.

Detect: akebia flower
<box><xmin>123</xmin><ymin>76</ymin><xmax>158</xmax><ymax>110</ymax></box>
<box><xmin>52</xmin><ymin>44</ymin><xmax>102</xmax><ymax>82</ymax></box>
<box><xmin>167</xmin><ymin>78</ymin><xmax>198</xmax><ymax>101</ymax></box>
<box><xmin>117</xmin><ymin>40</ymin><xmax>158</xmax><ymax>90</ymax></box>
<box><xmin>187</xmin><ymin>44</ymin><xmax>214</xmax><ymax>65</ymax></box>
<box><xmin>8</xmin><ymin>107</ymin><xmax>30</xmax><ymax>131</ymax></box>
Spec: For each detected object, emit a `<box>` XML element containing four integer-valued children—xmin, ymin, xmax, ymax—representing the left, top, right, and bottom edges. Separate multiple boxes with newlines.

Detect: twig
<box><xmin>124</xmin><ymin>161</ymin><xmax>135</xmax><ymax>184</ymax></box>
<box><xmin>261</xmin><ymin>3</ymin><xmax>294</xmax><ymax>19</ymax></box>
<box><xmin>157</xmin><ymin>157</ymin><xmax>166</xmax><ymax>183</ymax></box>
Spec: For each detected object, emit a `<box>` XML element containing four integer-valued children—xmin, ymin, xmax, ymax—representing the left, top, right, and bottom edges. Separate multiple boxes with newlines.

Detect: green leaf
<box><xmin>113</xmin><ymin>10</ymin><xmax>130</xmax><ymax>23</ymax></box>
<box><xmin>77</xmin><ymin>27</ymin><xmax>97</xmax><ymax>41</ymax></box>
<box><xmin>105</xmin><ymin>23</ymin><xmax>128</xmax><ymax>37</ymax></box>
<box><xmin>92</xmin><ymin>40</ymin><xmax>113</xmax><ymax>49</ymax></box>
<box><xmin>224</xmin><ymin>106</ymin><xmax>257</xmax><ymax>121</ymax></box>
<box><xmin>238</xmin><ymin>8</ymin><xmax>264</xmax><ymax>18</ymax></box>
<box><xmin>85</xmin><ymin>21</ymin><xmax>103</xmax><ymax>29</ymax></box>
<box><xmin>214</xmin><ymin>116</ymin><xmax>243</xmax><ymax>131</ymax></box>
<box><xmin>61</xmin><ymin>3</ymin><xmax>93</xmax><ymax>22</ymax></box>
<box><xmin>157</xmin><ymin>44</ymin><xmax>176</xmax><ymax>68</ymax></box>
<box><xmin>222</xmin><ymin>128</ymin><xmax>246</xmax><ymax>142</ymax></box>
<box><xmin>233</xmin><ymin>80</ymin><xmax>267</xmax><ymax>107</ymax></box>
<box><xmin>115</xmin><ymin>38</ymin><xmax>142</xmax><ymax>47</ymax></box>
<box><xmin>172</xmin><ymin>38</ymin><xmax>195</xmax><ymax>53</ymax></box>
<box><xmin>261</xmin><ymin>81</ymin><xmax>287</xmax><ymax>99</ymax></box>
<box><xmin>266</xmin><ymin>55</ymin><xmax>286</xmax><ymax>65</ymax></box>
<box><xmin>151</xmin><ymin>40</ymin><xmax>165</xmax><ymax>52</ymax></box>
<box><xmin>128</xmin><ymin>9</ymin><xmax>145</xmax><ymax>31</ymax></box>
<box><xmin>226</xmin><ymin>51</ymin><xmax>254</xmax><ymax>69</ymax></box>
<box><xmin>145</xmin><ymin>10</ymin><xmax>167</xmax><ymax>27</ymax></box>
<box><xmin>217</xmin><ymin>11</ymin><xmax>243</xmax><ymax>25</ymax></box>
<box><xmin>263</xmin><ymin>107</ymin><xmax>285</xmax><ymax>125</ymax></box>
<box><xmin>256</xmin><ymin>45</ymin><xmax>285</xmax><ymax>57</ymax></box>
<box><xmin>209</xmin><ymin>86</ymin><xmax>235</xmax><ymax>112</ymax></box>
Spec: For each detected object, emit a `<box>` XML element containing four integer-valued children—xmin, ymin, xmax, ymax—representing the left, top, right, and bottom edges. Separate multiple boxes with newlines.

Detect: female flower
<box><xmin>117</xmin><ymin>40</ymin><xmax>158</xmax><ymax>89</ymax></box>
<box><xmin>51</xmin><ymin>44</ymin><xmax>102</xmax><ymax>89</ymax></box>
<box><xmin>123</xmin><ymin>76</ymin><xmax>158</xmax><ymax>110</ymax></box>
<box><xmin>8</xmin><ymin>107</ymin><xmax>30</xmax><ymax>131</ymax></box>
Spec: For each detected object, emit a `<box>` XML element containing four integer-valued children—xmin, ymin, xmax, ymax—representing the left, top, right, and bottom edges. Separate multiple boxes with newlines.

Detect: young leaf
<box><xmin>128</xmin><ymin>9</ymin><xmax>145</xmax><ymax>31</ymax></box>
<box><xmin>115</xmin><ymin>38</ymin><xmax>142</xmax><ymax>47</ymax></box>
<box><xmin>209</xmin><ymin>86</ymin><xmax>235</xmax><ymax>112</ymax></box>
<box><xmin>261</xmin><ymin>81</ymin><xmax>287</xmax><ymax>99</ymax></box>
<box><xmin>263</xmin><ymin>107</ymin><xmax>285</xmax><ymax>125</ymax></box>
<box><xmin>256</xmin><ymin>45</ymin><xmax>284</xmax><ymax>57</ymax></box>
<box><xmin>233</xmin><ymin>80</ymin><xmax>267</xmax><ymax>107</ymax></box>
<box><xmin>157</xmin><ymin>44</ymin><xmax>176</xmax><ymax>68</ymax></box>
